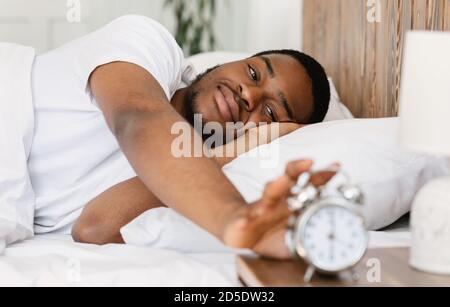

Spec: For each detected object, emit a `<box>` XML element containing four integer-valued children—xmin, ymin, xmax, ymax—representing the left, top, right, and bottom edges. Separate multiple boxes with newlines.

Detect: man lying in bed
<box><xmin>30</xmin><ymin>15</ymin><xmax>333</xmax><ymax>260</ymax></box>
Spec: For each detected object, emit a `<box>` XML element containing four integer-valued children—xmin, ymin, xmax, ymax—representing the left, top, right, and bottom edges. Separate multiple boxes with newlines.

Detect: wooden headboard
<box><xmin>303</xmin><ymin>0</ymin><xmax>450</xmax><ymax>118</ymax></box>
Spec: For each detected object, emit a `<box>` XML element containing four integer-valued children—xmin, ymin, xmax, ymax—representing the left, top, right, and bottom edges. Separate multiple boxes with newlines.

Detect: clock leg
<box><xmin>304</xmin><ymin>266</ymin><xmax>316</xmax><ymax>284</ymax></box>
<box><xmin>351</xmin><ymin>269</ymin><xmax>360</xmax><ymax>282</ymax></box>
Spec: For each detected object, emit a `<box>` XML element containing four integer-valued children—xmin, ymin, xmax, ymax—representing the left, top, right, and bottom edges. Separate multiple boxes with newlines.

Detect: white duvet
<box><xmin>1</xmin><ymin>235</ymin><xmax>239</xmax><ymax>287</ymax></box>
<box><xmin>0</xmin><ymin>43</ymin><xmax>36</xmax><ymax>253</ymax></box>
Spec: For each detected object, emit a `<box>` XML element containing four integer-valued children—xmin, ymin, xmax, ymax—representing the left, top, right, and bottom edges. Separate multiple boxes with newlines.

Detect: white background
<box><xmin>0</xmin><ymin>0</ymin><xmax>302</xmax><ymax>55</ymax></box>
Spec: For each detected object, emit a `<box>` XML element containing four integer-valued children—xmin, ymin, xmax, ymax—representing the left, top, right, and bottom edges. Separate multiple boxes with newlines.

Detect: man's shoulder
<box><xmin>107</xmin><ymin>15</ymin><xmax>168</xmax><ymax>35</ymax></box>
<box><xmin>112</xmin><ymin>14</ymin><xmax>156</xmax><ymax>25</ymax></box>
<box><xmin>105</xmin><ymin>15</ymin><xmax>182</xmax><ymax>53</ymax></box>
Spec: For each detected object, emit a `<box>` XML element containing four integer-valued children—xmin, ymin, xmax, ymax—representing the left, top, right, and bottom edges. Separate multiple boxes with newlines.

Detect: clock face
<box><xmin>299</xmin><ymin>205</ymin><xmax>367</xmax><ymax>272</ymax></box>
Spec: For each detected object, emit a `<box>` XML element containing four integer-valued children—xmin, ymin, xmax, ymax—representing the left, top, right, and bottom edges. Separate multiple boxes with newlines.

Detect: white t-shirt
<box><xmin>29</xmin><ymin>15</ymin><xmax>195</xmax><ymax>234</ymax></box>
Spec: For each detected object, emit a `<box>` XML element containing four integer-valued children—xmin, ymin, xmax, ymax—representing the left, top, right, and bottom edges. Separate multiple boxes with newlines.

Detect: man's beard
<box><xmin>184</xmin><ymin>90</ymin><xmax>200</xmax><ymax>129</ymax></box>
<box><xmin>183</xmin><ymin>65</ymin><xmax>221</xmax><ymax>142</ymax></box>
<box><xmin>184</xmin><ymin>89</ymin><xmax>218</xmax><ymax>144</ymax></box>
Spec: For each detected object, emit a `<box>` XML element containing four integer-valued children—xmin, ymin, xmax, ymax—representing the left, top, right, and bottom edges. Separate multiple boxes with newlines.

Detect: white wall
<box><xmin>214</xmin><ymin>0</ymin><xmax>302</xmax><ymax>53</ymax></box>
<box><xmin>243</xmin><ymin>0</ymin><xmax>302</xmax><ymax>53</ymax></box>
<box><xmin>0</xmin><ymin>0</ymin><xmax>302</xmax><ymax>54</ymax></box>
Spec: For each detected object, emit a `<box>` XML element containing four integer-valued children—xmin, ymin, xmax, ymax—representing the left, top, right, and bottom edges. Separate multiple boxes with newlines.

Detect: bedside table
<box><xmin>237</xmin><ymin>248</ymin><xmax>450</xmax><ymax>287</ymax></box>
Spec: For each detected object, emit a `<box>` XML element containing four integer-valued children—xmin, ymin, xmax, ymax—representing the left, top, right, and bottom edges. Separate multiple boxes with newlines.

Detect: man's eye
<box><xmin>265</xmin><ymin>105</ymin><xmax>276</xmax><ymax>122</ymax></box>
<box><xmin>248</xmin><ymin>66</ymin><xmax>258</xmax><ymax>82</ymax></box>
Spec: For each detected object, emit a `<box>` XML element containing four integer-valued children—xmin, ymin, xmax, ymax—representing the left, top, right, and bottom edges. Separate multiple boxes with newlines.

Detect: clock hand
<box><xmin>329</xmin><ymin>210</ymin><xmax>336</xmax><ymax>262</ymax></box>
<box><xmin>330</xmin><ymin>239</ymin><xmax>335</xmax><ymax>263</ymax></box>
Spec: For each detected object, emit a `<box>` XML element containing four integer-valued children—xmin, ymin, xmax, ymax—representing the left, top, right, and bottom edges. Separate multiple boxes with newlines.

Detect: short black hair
<box><xmin>253</xmin><ymin>50</ymin><xmax>330</xmax><ymax>124</ymax></box>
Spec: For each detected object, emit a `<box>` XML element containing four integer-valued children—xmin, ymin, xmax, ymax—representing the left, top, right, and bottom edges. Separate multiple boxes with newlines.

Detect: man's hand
<box><xmin>222</xmin><ymin>160</ymin><xmax>338</xmax><ymax>259</ymax></box>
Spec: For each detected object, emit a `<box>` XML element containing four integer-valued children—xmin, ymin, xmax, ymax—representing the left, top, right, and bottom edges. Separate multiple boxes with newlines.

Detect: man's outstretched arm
<box><xmin>89</xmin><ymin>62</ymin><xmax>245</xmax><ymax>241</ymax></box>
<box><xmin>72</xmin><ymin>123</ymin><xmax>302</xmax><ymax>245</ymax></box>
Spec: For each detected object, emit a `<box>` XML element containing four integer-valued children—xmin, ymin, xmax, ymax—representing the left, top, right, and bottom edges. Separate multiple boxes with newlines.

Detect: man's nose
<box><xmin>239</xmin><ymin>83</ymin><xmax>263</xmax><ymax>112</ymax></box>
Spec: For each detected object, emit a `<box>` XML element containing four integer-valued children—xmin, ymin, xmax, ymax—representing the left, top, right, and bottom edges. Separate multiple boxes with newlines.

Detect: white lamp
<box><xmin>399</xmin><ymin>31</ymin><xmax>450</xmax><ymax>275</ymax></box>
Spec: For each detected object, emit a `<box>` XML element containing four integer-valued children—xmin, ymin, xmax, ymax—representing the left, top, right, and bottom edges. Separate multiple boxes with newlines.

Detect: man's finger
<box><xmin>285</xmin><ymin>160</ymin><xmax>313</xmax><ymax>181</ymax></box>
<box><xmin>261</xmin><ymin>160</ymin><xmax>313</xmax><ymax>207</ymax></box>
<box><xmin>310</xmin><ymin>163</ymin><xmax>340</xmax><ymax>187</ymax></box>
<box><xmin>261</xmin><ymin>177</ymin><xmax>293</xmax><ymax>205</ymax></box>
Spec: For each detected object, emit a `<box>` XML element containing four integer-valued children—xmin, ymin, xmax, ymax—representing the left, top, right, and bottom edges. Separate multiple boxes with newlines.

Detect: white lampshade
<box><xmin>399</xmin><ymin>31</ymin><xmax>450</xmax><ymax>156</ymax></box>
<box><xmin>399</xmin><ymin>31</ymin><xmax>450</xmax><ymax>276</ymax></box>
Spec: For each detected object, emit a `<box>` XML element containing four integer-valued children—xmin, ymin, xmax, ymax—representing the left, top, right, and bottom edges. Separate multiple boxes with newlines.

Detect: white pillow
<box><xmin>223</xmin><ymin>118</ymin><xmax>449</xmax><ymax>230</ymax></box>
<box><xmin>324</xmin><ymin>78</ymin><xmax>353</xmax><ymax>121</ymax></box>
<box><xmin>187</xmin><ymin>51</ymin><xmax>251</xmax><ymax>74</ymax></box>
<box><xmin>122</xmin><ymin>118</ymin><xmax>449</xmax><ymax>252</ymax></box>
<box><xmin>186</xmin><ymin>51</ymin><xmax>354</xmax><ymax>121</ymax></box>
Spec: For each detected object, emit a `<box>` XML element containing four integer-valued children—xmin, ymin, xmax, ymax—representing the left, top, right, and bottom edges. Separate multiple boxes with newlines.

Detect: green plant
<box><xmin>164</xmin><ymin>0</ymin><xmax>217</xmax><ymax>55</ymax></box>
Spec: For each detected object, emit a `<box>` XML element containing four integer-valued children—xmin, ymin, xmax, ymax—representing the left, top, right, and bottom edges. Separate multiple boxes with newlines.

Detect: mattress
<box><xmin>0</xmin><ymin>218</ymin><xmax>411</xmax><ymax>287</ymax></box>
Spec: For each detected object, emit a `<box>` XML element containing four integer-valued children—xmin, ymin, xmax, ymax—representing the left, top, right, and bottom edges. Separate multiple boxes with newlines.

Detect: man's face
<box><xmin>186</xmin><ymin>54</ymin><xmax>314</xmax><ymax>130</ymax></box>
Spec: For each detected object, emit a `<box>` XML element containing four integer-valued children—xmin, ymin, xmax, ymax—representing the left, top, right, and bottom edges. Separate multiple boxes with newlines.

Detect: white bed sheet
<box><xmin>0</xmin><ymin>234</ymin><xmax>238</xmax><ymax>287</ymax></box>
<box><xmin>0</xmin><ymin>229</ymin><xmax>411</xmax><ymax>287</ymax></box>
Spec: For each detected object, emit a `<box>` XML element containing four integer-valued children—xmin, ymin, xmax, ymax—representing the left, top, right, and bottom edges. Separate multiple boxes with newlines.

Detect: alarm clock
<box><xmin>285</xmin><ymin>171</ymin><xmax>368</xmax><ymax>283</ymax></box>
